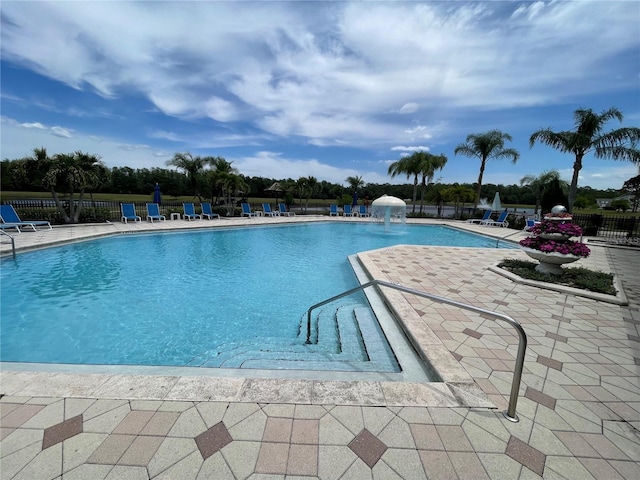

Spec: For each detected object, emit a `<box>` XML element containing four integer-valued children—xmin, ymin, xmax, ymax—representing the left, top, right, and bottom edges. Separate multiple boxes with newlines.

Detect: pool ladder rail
<box><xmin>305</xmin><ymin>279</ymin><xmax>528</xmax><ymax>423</ymax></box>
<box><xmin>0</xmin><ymin>229</ymin><xmax>16</xmax><ymax>257</ymax></box>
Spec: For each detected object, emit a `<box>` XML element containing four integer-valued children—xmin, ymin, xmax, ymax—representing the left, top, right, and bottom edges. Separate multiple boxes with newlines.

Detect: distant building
<box><xmin>596</xmin><ymin>194</ymin><xmax>634</xmax><ymax>209</ymax></box>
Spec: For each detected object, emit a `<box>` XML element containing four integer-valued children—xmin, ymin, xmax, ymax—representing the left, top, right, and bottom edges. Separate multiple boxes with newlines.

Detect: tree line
<box><xmin>2</xmin><ymin>107</ymin><xmax>638</xmax><ymax>223</ymax></box>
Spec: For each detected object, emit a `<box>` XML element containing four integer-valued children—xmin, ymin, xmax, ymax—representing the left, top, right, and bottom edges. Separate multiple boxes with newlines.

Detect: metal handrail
<box><xmin>305</xmin><ymin>279</ymin><xmax>527</xmax><ymax>422</ymax></box>
<box><xmin>0</xmin><ymin>229</ymin><xmax>16</xmax><ymax>257</ymax></box>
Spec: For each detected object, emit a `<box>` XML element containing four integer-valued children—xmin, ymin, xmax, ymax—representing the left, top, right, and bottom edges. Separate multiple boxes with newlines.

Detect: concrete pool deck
<box><xmin>1</xmin><ymin>216</ymin><xmax>639</xmax><ymax>479</ymax></box>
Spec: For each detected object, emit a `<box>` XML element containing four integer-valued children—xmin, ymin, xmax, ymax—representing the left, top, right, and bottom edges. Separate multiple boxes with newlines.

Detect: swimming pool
<box><xmin>1</xmin><ymin>223</ymin><xmax>512</xmax><ymax>372</ymax></box>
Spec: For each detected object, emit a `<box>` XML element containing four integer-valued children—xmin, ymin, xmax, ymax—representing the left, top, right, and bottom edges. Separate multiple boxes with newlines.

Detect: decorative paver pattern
<box><xmin>1</xmin><ymin>218</ymin><xmax>639</xmax><ymax>479</ymax></box>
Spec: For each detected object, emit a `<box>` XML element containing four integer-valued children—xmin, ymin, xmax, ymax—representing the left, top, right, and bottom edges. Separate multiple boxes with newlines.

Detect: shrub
<box><xmin>498</xmin><ymin>259</ymin><xmax>615</xmax><ymax>295</ymax></box>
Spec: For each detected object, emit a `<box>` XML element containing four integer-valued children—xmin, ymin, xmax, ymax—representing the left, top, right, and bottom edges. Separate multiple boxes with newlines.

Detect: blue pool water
<box><xmin>1</xmin><ymin>223</ymin><xmax>511</xmax><ymax>368</ymax></box>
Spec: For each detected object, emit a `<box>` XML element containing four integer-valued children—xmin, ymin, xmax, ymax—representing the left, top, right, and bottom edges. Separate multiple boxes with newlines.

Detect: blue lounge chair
<box><xmin>524</xmin><ymin>218</ymin><xmax>541</xmax><ymax>231</ymax></box>
<box><xmin>262</xmin><ymin>203</ymin><xmax>278</xmax><ymax>217</ymax></box>
<box><xmin>329</xmin><ymin>204</ymin><xmax>339</xmax><ymax>216</ymax></box>
<box><xmin>183</xmin><ymin>203</ymin><xmax>202</xmax><ymax>221</ymax></box>
<box><xmin>357</xmin><ymin>205</ymin><xmax>369</xmax><ymax>217</ymax></box>
<box><xmin>120</xmin><ymin>203</ymin><xmax>141</xmax><ymax>224</ymax></box>
<box><xmin>482</xmin><ymin>210</ymin><xmax>509</xmax><ymax>227</ymax></box>
<box><xmin>241</xmin><ymin>203</ymin><xmax>257</xmax><ymax>217</ymax></box>
<box><xmin>200</xmin><ymin>202</ymin><xmax>220</xmax><ymax>220</ymax></box>
<box><xmin>0</xmin><ymin>223</ymin><xmax>22</xmax><ymax>234</ymax></box>
<box><xmin>466</xmin><ymin>209</ymin><xmax>492</xmax><ymax>224</ymax></box>
<box><xmin>278</xmin><ymin>203</ymin><xmax>295</xmax><ymax>216</ymax></box>
<box><xmin>0</xmin><ymin>204</ymin><xmax>52</xmax><ymax>231</ymax></box>
<box><xmin>146</xmin><ymin>203</ymin><xmax>166</xmax><ymax>223</ymax></box>
<box><xmin>343</xmin><ymin>205</ymin><xmax>354</xmax><ymax>217</ymax></box>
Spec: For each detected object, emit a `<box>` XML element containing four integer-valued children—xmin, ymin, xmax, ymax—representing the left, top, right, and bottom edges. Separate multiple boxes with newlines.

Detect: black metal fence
<box><xmin>572</xmin><ymin>213</ymin><xmax>639</xmax><ymax>240</ymax></box>
<box><xmin>2</xmin><ymin>200</ymin><xmax>312</xmax><ymax>223</ymax></box>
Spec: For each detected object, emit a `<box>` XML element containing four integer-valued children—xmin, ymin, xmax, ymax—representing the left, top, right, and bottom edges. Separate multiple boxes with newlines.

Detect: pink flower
<box><xmin>519</xmin><ymin>236</ymin><xmax>590</xmax><ymax>257</ymax></box>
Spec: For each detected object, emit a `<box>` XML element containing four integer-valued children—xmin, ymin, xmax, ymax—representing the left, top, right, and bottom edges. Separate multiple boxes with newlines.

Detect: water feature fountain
<box><xmin>370</xmin><ymin>195</ymin><xmax>407</xmax><ymax>231</ymax></box>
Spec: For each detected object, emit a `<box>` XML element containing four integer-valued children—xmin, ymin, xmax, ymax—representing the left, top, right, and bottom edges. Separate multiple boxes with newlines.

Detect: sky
<box><xmin>1</xmin><ymin>0</ymin><xmax>639</xmax><ymax>192</ymax></box>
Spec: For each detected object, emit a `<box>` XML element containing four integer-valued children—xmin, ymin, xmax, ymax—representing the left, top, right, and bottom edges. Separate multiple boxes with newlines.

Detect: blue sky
<box><xmin>1</xmin><ymin>0</ymin><xmax>639</xmax><ymax>190</ymax></box>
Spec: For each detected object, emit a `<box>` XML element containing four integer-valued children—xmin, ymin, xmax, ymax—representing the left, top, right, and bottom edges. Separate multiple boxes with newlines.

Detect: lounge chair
<box><xmin>343</xmin><ymin>205</ymin><xmax>354</xmax><ymax>217</ymax></box>
<box><xmin>0</xmin><ymin>223</ymin><xmax>22</xmax><ymax>234</ymax></box>
<box><xmin>278</xmin><ymin>203</ymin><xmax>295</xmax><ymax>216</ymax></box>
<box><xmin>200</xmin><ymin>202</ymin><xmax>220</xmax><ymax>220</ymax></box>
<box><xmin>0</xmin><ymin>204</ymin><xmax>52</xmax><ymax>231</ymax></box>
<box><xmin>241</xmin><ymin>203</ymin><xmax>257</xmax><ymax>217</ymax></box>
<box><xmin>262</xmin><ymin>203</ymin><xmax>279</xmax><ymax>217</ymax></box>
<box><xmin>120</xmin><ymin>203</ymin><xmax>141</xmax><ymax>223</ymax></box>
<box><xmin>482</xmin><ymin>211</ymin><xmax>509</xmax><ymax>227</ymax></box>
<box><xmin>146</xmin><ymin>203</ymin><xmax>166</xmax><ymax>223</ymax></box>
<box><xmin>183</xmin><ymin>203</ymin><xmax>202</xmax><ymax>221</ymax></box>
<box><xmin>329</xmin><ymin>204</ymin><xmax>339</xmax><ymax>216</ymax></box>
<box><xmin>524</xmin><ymin>218</ymin><xmax>540</xmax><ymax>231</ymax></box>
<box><xmin>466</xmin><ymin>210</ymin><xmax>492</xmax><ymax>224</ymax></box>
<box><xmin>357</xmin><ymin>205</ymin><xmax>369</xmax><ymax>217</ymax></box>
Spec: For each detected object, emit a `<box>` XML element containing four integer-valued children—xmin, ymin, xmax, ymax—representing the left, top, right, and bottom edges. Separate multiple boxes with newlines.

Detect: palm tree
<box><xmin>166</xmin><ymin>152</ymin><xmax>205</xmax><ymax>199</ymax></box>
<box><xmin>519</xmin><ymin>170</ymin><xmax>565</xmax><ymax>216</ymax></box>
<box><xmin>417</xmin><ymin>153</ymin><xmax>447</xmax><ymax>214</ymax></box>
<box><xmin>41</xmin><ymin>151</ymin><xmax>109</xmax><ymax>223</ymax></box>
<box><xmin>388</xmin><ymin>153</ymin><xmax>423</xmax><ymax>212</ymax></box>
<box><xmin>530</xmin><ymin>107</ymin><xmax>640</xmax><ymax>211</ymax></box>
<box><xmin>442</xmin><ymin>184</ymin><xmax>475</xmax><ymax>218</ymax></box>
<box><xmin>205</xmin><ymin>156</ymin><xmax>237</xmax><ymax>204</ymax></box>
<box><xmin>345</xmin><ymin>175</ymin><xmax>365</xmax><ymax>207</ymax></box>
<box><xmin>218</xmin><ymin>172</ymin><xmax>247</xmax><ymax>216</ymax></box>
<box><xmin>304</xmin><ymin>176</ymin><xmax>318</xmax><ymax>213</ymax></box>
<box><xmin>454</xmin><ymin>130</ymin><xmax>520</xmax><ymax>208</ymax></box>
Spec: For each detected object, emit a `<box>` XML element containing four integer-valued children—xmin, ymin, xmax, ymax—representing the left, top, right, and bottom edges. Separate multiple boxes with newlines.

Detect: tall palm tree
<box><xmin>454</xmin><ymin>130</ymin><xmax>520</xmax><ymax>208</ymax></box>
<box><xmin>205</xmin><ymin>156</ymin><xmax>237</xmax><ymax>204</ymax></box>
<box><xmin>417</xmin><ymin>153</ymin><xmax>447</xmax><ymax>214</ymax></box>
<box><xmin>530</xmin><ymin>107</ymin><xmax>640</xmax><ymax>211</ymax></box>
<box><xmin>41</xmin><ymin>151</ymin><xmax>108</xmax><ymax>223</ymax></box>
<box><xmin>519</xmin><ymin>170</ymin><xmax>565</xmax><ymax>216</ymax></box>
<box><xmin>305</xmin><ymin>176</ymin><xmax>318</xmax><ymax>213</ymax></box>
<box><xmin>388</xmin><ymin>153</ymin><xmax>423</xmax><ymax>212</ymax></box>
<box><xmin>166</xmin><ymin>152</ymin><xmax>205</xmax><ymax>199</ymax></box>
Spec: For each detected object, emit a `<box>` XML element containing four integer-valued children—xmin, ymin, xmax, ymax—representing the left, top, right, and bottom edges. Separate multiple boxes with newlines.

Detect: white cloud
<box><xmin>390</xmin><ymin>146</ymin><xmax>431</xmax><ymax>152</ymax></box>
<box><xmin>398</xmin><ymin>103</ymin><xmax>419</xmax><ymax>114</ymax></box>
<box><xmin>21</xmin><ymin>122</ymin><xmax>46</xmax><ymax>129</ymax></box>
<box><xmin>51</xmin><ymin>126</ymin><xmax>73</xmax><ymax>138</ymax></box>
<box><xmin>1</xmin><ymin>0</ymin><xmax>636</xmax><ymax>150</ymax></box>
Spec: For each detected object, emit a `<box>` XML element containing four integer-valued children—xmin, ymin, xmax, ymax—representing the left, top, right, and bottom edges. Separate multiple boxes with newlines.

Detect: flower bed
<box><xmin>519</xmin><ymin>236</ymin><xmax>590</xmax><ymax>257</ymax></box>
<box><xmin>528</xmin><ymin>221</ymin><xmax>582</xmax><ymax>237</ymax></box>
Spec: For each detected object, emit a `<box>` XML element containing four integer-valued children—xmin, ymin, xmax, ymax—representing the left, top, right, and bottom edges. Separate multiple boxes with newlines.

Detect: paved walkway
<box><xmin>1</xmin><ymin>217</ymin><xmax>639</xmax><ymax>479</ymax></box>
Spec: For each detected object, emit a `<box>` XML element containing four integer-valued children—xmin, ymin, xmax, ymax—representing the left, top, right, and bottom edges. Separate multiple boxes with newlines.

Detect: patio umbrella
<box><xmin>153</xmin><ymin>183</ymin><xmax>162</xmax><ymax>204</ymax></box>
<box><xmin>265</xmin><ymin>182</ymin><xmax>283</xmax><ymax>206</ymax></box>
<box><xmin>491</xmin><ymin>192</ymin><xmax>501</xmax><ymax>211</ymax></box>
<box><xmin>352</xmin><ymin>191</ymin><xmax>358</xmax><ymax>206</ymax></box>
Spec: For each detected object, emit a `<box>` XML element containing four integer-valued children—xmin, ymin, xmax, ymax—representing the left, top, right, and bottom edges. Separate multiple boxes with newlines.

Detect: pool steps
<box><xmin>185</xmin><ymin>304</ymin><xmax>400</xmax><ymax>372</ymax></box>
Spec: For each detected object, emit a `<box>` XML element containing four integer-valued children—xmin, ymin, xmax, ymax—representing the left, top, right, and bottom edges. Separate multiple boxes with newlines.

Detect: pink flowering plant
<box><xmin>519</xmin><ymin>236</ymin><xmax>591</xmax><ymax>257</ymax></box>
<box><xmin>528</xmin><ymin>220</ymin><xmax>583</xmax><ymax>237</ymax></box>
